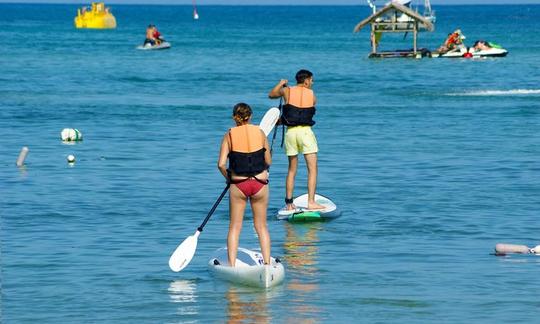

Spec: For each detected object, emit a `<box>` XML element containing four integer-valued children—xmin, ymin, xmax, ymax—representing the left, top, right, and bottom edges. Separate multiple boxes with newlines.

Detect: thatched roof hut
<box><xmin>353</xmin><ymin>2</ymin><xmax>434</xmax><ymax>57</ymax></box>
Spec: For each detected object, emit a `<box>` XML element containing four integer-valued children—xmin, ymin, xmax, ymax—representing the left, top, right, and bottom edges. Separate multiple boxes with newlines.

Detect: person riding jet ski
<box><xmin>143</xmin><ymin>24</ymin><xmax>165</xmax><ymax>46</ymax></box>
<box><xmin>436</xmin><ymin>29</ymin><xmax>466</xmax><ymax>54</ymax></box>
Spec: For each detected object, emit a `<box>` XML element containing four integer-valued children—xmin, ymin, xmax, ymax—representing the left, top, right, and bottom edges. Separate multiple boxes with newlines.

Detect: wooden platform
<box><xmin>369</xmin><ymin>48</ymin><xmax>432</xmax><ymax>58</ymax></box>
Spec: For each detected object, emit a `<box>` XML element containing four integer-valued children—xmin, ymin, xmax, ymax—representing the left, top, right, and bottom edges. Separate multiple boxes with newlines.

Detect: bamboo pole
<box><xmin>370</xmin><ymin>23</ymin><xmax>376</xmax><ymax>54</ymax></box>
<box><xmin>413</xmin><ymin>21</ymin><xmax>418</xmax><ymax>54</ymax></box>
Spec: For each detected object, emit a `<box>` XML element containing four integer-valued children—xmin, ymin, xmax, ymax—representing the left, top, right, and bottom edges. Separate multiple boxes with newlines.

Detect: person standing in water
<box><xmin>268</xmin><ymin>70</ymin><xmax>325</xmax><ymax>211</ymax></box>
<box><xmin>218</xmin><ymin>103</ymin><xmax>272</xmax><ymax>266</ymax></box>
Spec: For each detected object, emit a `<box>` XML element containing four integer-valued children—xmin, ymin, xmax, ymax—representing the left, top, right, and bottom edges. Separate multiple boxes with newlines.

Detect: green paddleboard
<box><xmin>288</xmin><ymin>211</ymin><xmax>323</xmax><ymax>222</ymax></box>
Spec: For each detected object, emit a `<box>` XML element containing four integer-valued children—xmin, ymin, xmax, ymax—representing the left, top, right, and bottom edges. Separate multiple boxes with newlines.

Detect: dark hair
<box><xmin>295</xmin><ymin>69</ymin><xmax>313</xmax><ymax>84</ymax></box>
<box><xmin>232</xmin><ymin>103</ymin><xmax>252</xmax><ymax>123</ymax></box>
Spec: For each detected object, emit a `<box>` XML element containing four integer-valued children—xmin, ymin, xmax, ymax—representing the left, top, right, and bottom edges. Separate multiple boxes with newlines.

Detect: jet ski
<box><xmin>433</xmin><ymin>42</ymin><xmax>508</xmax><ymax>58</ymax></box>
<box><xmin>137</xmin><ymin>41</ymin><xmax>171</xmax><ymax>50</ymax></box>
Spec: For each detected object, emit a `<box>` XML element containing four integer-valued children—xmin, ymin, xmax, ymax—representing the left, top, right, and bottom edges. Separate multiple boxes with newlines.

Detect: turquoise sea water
<box><xmin>2</xmin><ymin>3</ymin><xmax>540</xmax><ymax>323</ymax></box>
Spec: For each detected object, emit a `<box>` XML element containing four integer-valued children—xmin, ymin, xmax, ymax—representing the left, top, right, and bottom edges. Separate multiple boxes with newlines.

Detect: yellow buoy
<box><xmin>74</xmin><ymin>2</ymin><xmax>116</xmax><ymax>29</ymax></box>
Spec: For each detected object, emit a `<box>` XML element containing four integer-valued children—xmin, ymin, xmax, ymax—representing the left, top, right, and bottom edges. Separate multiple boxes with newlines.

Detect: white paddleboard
<box><xmin>259</xmin><ymin>107</ymin><xmax>280</xmax><ymax>137</ymax></box>
<box><xmin>137</xmin><ymin>42</ymin><xmax>171</xmax><ymax>50</ymax></box>
<box><xmin>208</xmin><ymin>247</ymin><xmax>285</xmax><ymax>288</ymax></box>
<box><xmin>277</xmin><ymin>193</ymin><xmax>340</xmax><ymax>221</ymax></box>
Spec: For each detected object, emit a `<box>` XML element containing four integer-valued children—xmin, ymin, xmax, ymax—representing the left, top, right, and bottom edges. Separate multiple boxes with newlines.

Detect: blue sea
<box><xmin>2</xmin><ymin>3</ymin><xmax>540</xmax><ymax>323</ymax></box>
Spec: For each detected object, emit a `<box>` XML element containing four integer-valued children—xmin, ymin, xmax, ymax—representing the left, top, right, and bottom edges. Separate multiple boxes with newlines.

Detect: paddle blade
<box><xmin>169</xmin><ymin>231</ymin><xmax>201</xmax><ymax>272</ymax></box>
<box><xmin>259</xmin><ymin>107</ymin><xmax>280</xmax><ymax>136</ymax></box>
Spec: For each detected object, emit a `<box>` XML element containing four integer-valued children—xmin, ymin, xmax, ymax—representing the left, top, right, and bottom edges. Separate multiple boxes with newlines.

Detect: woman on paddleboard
<box><xmin>218</xmin><ymin>103</ymin><xmax>272</xmax><ymax>267</ymax></box>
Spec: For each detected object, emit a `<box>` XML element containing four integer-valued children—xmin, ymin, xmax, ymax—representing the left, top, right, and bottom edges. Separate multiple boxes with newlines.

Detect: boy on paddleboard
<box><xmin>269</xmin><ymin>70</ymin><xmax>325</xmax><ymax>211</ymax></box>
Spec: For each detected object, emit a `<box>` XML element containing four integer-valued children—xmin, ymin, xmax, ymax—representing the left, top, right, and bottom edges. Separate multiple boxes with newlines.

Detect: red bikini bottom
<box><xmin>232</xmin><ymin>178</ymin><xmax>268</xmax><ymax>197</ymax></box>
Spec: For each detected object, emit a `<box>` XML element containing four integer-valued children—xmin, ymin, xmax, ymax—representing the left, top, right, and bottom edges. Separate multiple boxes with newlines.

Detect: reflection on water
<box><xmin>225</xmin><ymin>287</ymin><xmax>272</xmax><ymax>324</ymax></box>
<box><xmin>496</xmin><ymin>256</ymin><xmax>540</xmax><ymax>264</ymax></box>
<box><xmin>168</xmin><ymin>280</ymin><xmax>198</xmax><ymax>316</ymax></box>
<box><xmin>283</xmin><ymin>222</ymin><xmax>323</xmax><ymax>320</ymax></box>
<box><xmin>17</xmin><ymin>165</ymin><xmax>28</xmax><ymax>177</ymax></box>
<box><xmin>284</xmin><ymin>222</ymin><xmax>321</xmax><ymax>275</ymax></box>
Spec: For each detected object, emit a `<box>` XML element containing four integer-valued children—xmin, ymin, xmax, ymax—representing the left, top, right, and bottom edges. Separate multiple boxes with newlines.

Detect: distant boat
<box><xmin>193</xmin><ymin>0</ymin><xmax>199</xmax><ymax>20</ymax></box>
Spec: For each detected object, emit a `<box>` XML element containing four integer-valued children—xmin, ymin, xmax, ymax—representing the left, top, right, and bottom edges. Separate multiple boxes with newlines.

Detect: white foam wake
<box><xmin>448</xmin><ymin>89</ymin><xmax>540</xmax><ymax>96</ymax></box>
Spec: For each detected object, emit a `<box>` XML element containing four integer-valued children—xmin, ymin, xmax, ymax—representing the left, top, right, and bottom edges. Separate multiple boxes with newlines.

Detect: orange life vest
<box><xmin>282</xmin><ymin>86</ymin><xmax>316</xmax><ymax>127</ymax></box>
<box><xmin>445</xmin><ymin>33</ymin><xmax>460</xmax><ymax>46</ymax></box>
<box><xmin>228</xmin><ymin>125</ymin><xmax>267</xmax><ymax>176</ymax></box>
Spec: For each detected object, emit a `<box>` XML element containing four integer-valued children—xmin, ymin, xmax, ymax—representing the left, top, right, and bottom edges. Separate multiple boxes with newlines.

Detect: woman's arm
<box><xmin>262</xmin><ymin>130</ymin><xmax>272</xmax><ymax>168</ymax></box>
<box><xmin>217</xmin><ymin>134</ymin><xmax>230</xmax><ymax>179</ymax></box>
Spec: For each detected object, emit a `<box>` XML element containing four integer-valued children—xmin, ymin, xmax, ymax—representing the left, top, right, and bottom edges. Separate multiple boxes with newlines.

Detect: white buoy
<box><xmin>67</xmin><ymin>154</ymin><xmax>76</xmax><ymax>163</ymax></box>
<box><xmin>61</xmin><ymin>128</ymin><xmax>83</xmax><ymax>142</ymax></box>
<box><xmin>495</xmin><ymin>243</ymin><xmax>540</xmax><ymax>255</ymax></box>
<box><xmin>16</xmin><ymin>146</ymin><xmax>29</xmax><ymax>167</ymax></box>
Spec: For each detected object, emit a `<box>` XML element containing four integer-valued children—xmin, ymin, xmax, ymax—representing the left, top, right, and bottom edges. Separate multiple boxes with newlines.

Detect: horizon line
<box><xmin>1</xmin><ymin>1</ymin><xmax>539</xmax><ymax>5</ymax></box>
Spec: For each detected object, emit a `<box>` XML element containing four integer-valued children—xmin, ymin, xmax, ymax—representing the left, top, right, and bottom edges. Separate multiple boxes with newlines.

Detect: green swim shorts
<box><xmin>284</xmin><ymin>126</ymin><xmax>318</xmax><ymax>156</ymax></box>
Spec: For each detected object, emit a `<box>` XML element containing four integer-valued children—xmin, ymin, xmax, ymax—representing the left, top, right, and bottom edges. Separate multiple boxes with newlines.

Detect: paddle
<box><xmin>169</xmin><ymin>184</ymin><xmax>230</xmax><ymax>272</ymax></box>
<box><xmin>269</xmin><ymin>98</ymin><xmax>282</xmax><ymax>154</ymax></box>
<box><xmin>168</xmin><ymin>107</ymin><xmax>280</xmax><ymax>272</ymax></box>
